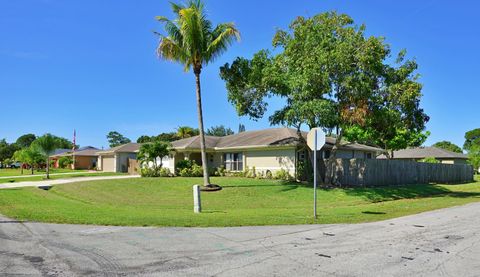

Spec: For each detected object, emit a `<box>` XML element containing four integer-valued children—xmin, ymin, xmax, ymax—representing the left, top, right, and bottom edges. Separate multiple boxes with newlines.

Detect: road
<box><xmin>0</xmin><ymin>175</ymin><xmax>140</xmax><ymax>189</ymax></box>
<box><xmin>1</xmin><ymin>203</ymin><xmax>480</xmax><ymax>276</ymax></box>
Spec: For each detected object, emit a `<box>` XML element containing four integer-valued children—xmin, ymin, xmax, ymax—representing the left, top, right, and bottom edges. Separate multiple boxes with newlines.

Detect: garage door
<box><xmin>102</xmin><ymin>155</ymin><xmax>116</xmax><ymax>172</ymax></box>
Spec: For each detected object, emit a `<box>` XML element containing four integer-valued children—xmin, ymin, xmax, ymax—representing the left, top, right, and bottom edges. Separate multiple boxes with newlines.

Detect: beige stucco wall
<box><xmin>244</xmin><ymin>148</ymin><xmax>296</xmax><ymax>175</ymax></box>
<box><xmin>116</xmin><ymin>153</ymin><xmax>137</xmax><ymax>173</ymax></box>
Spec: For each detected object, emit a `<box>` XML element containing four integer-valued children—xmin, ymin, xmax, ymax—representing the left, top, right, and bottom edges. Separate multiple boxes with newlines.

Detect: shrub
<box><xmin>175</xmin><ymin>159</ymin><xmax>195</xmax><ymax>173</ymax></box>
<box><xmin>141</xmin><ymin>167</ymin><xmax>160</xmax><ymax>177</ymax></box>
<box><xmin>265</xmin><ymin>170</ymin><xmax>273</xmax><ymax>179</ymax></box>
<box><xmin>420</xmin><ymin>157</ymin><xmax>440</xmax><ymax>164</ymax></box>
<box><xmin>178</xmin><ymin>162</ymin><xmax>204</xmax><ymax>177</ymax></box>
<box><xmin>274</xmin><ymin>169</ymin><xmax>292</xmax><ymax>180</ymax></box>
<box><xmin>159</xmin><ymin>167</ymin><xmax>172</xmax><ymax>177</ymax></box>
<box><xmin>58</xmin><ymin>156</ymin><xmax>73</xmax><ymax>169</ymax></box>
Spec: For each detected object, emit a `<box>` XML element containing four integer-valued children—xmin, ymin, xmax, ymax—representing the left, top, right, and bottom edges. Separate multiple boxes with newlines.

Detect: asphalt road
<box><xmin>1</xmin><ymin>203</ymin><xmax>480</xmax><ymax>276</ymax></box>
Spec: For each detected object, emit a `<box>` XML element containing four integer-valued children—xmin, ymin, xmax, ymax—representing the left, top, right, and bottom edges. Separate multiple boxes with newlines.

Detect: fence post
<box><xmin>193</xmin><ymin>185</ymin><xmax>201</xmax><ymax>213</ymax></box>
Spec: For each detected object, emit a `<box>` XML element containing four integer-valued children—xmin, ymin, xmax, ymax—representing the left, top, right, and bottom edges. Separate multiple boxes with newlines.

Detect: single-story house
<box><xmin>377</xmin><ymin>146</ymin><xmax>468</xmax><ymax>164</ymax></box>
<box><xmin>167</xmin><ymin>128</ymin><xmax>382</xmax><ymax>176</ymax></box>
<box><xmin>51</xmin><ymin>146</ymin><xmax>100</xmax><ymax>170</ymax></box>
<box><xmin>97</xmin><ymin>143</ymin><xmax>141</xmax><ymax>173</ymax></box>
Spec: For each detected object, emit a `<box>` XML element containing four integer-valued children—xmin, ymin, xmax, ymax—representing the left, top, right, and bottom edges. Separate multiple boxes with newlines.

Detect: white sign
<box><xmin>307</xmin><ymin>128</ymin><xmax>326</xmax><ymax>151</ymax></box>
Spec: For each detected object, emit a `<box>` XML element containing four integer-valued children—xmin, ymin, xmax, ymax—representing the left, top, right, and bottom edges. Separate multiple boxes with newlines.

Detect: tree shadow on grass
<box><xmin>221</xmin><ymin>181</ymin><xmax>308</xmax><ymax>192</ymax></box>
<box><xmin>343</xmin><ymin>184</ymin><xmax>480</xmax><ymax>203</ymax></box>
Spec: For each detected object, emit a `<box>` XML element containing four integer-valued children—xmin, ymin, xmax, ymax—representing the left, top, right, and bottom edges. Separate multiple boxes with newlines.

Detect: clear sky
<box><xmin>1</xmin><ymin>0</ymin><xmax>478</xmax><ymax>149</ymax></box>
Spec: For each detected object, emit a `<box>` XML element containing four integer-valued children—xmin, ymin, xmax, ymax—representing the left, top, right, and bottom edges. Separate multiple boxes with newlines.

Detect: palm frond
<box><xmin>157</xmin><ymin>36</ymin><xmax>190</xmax><ymax>68</ymax></box>
<box><xmin>206</xmin><ymin>22</ymin><xmax>240</xmax><ymax>62</ymax></box>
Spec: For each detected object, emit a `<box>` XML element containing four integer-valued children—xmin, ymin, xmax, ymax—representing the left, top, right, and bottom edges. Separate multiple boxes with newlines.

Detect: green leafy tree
<box><xmin>419</xmin><ymin>157</ymin><xmax>440</xmax><ymax>164</ymax></box>
<box><xmin>138</xmin><ymin>141</ymin><xmax>171</xmax><ymax>171</ymax></box>
<box><xmin>464</xmin><ymin>128</ymin><xmax>480</xmax><ymax>151</ymax></box>
<box><xmin>13</xmin><ymin>149</ymin><xmax>28</xmax><ymax>174</ymax></box>
<box><xmin>220</xmin><ymin>12</ymin><xmax>428</xmax><ymax>184</ymax></box>
<box><xmin>137</xmin><ymin>135</ymin><xmax>153</xmax><ymax>143</ymax></box>
<box><xmin>432</xmin><ymin>141</ymin><xmax>463</xmax><ymax>153</ymax></box>
<box><xmin>15</xmin><ymin>134</ymin><xmax>36</xmax><ymax>149</ymax></box>
<box><xmin>155</xmin><ymin>132</ymin><xmax>179</xmax><ymax>142</ymax></box>
<box><xmin>175</xmin><ymin>126</ymin><xmax>199</xmax><ymax>139</ymax></box>
<box><xmin>468</xmin><ymin>144</ymin><xmax>480</xmax><ymax>173</ymax></box>
<box><xmin>24</xmin><ymin>146</ymin><xmax>44</xmax><ymax>174</ymax></box>
<box><xmin>32</xmin><ymin>134</ymin><xmax>59</xmax><ymax>179</ymax></box>
<box><xmin>206</xmin><ymin>125</ymin><xmax>234</xmax><ymax>136</ymax></box>
<box><xmin>155</xmin><ymin>0</ymin><xmax>240</xmax><ymax>187</ymax></box>
<box><xmin>0</xmin><ymin>139</ymin><xmax>19</xmax><ymax>163</ymax></box>
<box><xmin>106</xmin><ymin>131</ymin><xmax>131</xmax><ymax>148</ymax></box>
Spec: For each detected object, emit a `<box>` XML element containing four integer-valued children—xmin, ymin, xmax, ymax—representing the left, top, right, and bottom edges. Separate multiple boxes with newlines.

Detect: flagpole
<box><xmin>72</xmin><ymin>129</ymin><xmax>76</xmax><ymax>170</ymax></box>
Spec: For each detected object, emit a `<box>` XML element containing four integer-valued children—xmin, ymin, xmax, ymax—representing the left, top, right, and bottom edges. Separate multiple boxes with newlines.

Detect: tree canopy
<box><xmin>220</xmin><ymin>12</ymin><xmax>429</xmax><ymax>159</ymax></box>
<box><xmin>432</xmin><ymin>141</ymin><xmax>463</xmax><ymax>153</ymax></box>
<box><xmin>15</xmin><ymin>134</ymin><xmax>36</xmax><ymax>149</ymax></box>
<box><xmin>464</xmin><ymin>128</ymin><xmax>480</xmax><ymax>151</ymax></box>
<box><xmin>106</xmin><ymin>131</ymin><xmax>131</xmax><ymax>148</ymax></box>
<box><xmin>176</xmin><ymin>126</ymin><xmax>199</xmax><ymax>139</ymax></box>
<box><xmin>206</xmin><ymin>125</ymin><xmax>234</xmax><ymax>136</ymax></box>
<box><xmin>0</xmin><ymin>139</ymin><xmax>19</xmax><ymax>162</ymax></box>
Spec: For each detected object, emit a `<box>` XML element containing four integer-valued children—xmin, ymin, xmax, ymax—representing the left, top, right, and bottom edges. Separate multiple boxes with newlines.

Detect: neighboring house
<box><xmin>377</xmin><ymin>146</ymin><xmax>468</xmax><ymax>164</ymax></box>
<box><xmin>51</xmin><ymin>146</ymin><xmax>99</xmax><ymax>170</ymax></box>
<box><xmin>97</xmin><ymin>143</ymin><xmax>141</xmax><ymax>173</ymax></box>
<box><xmin>167</xmin><ymin>128</ymin><xmax>382</xmax><ymax>176</ymax></box>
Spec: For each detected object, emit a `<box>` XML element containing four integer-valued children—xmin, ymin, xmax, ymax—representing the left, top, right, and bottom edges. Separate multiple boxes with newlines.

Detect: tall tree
<box><xmin>220</xmin><ymin>12</ymin><xmax>428</xmax><ymax>184</ymax></box>
<box><xmin>32</xmin><ymin>134</ymin><xmax>59</xmax><ymax>179</ymax></box>
<box><xmin>155</xmin><ymin>0</ymin><xmax>240</xmax><ymax>188</ymax></box>
<box><xmin>464</xmin><ymin>128</ymin><xmax>480</xmax><ymax>151</ymax></box>
<box><xmin>432</xmin><ymin>141</ymin><xmax>463</xmax><ymax>153</ymax></box>
<box><xmin>238</xmin><ymin>124</ymin><xmax>246</xmax><ymax>133</ymax></box>
<box><xmin>106</xmin><ymin>131</ymin><xmax>131</xmax><ymax>148</ymax></box>
<box><xmin>16</xmin><ymin>134</ymin><xmax>36</xmax><ymax>149</ymax></box>
<box><xmin>206</xmin><ymin>125</ymin><xmax>234</xmax><ymax>136</ymax></box>
<box><xmin>0</xmin><ymin>139</ymin><xmax>19</xmax><ymax>163</ymax></box>
<box><xmin>176</xmin><ymin>126</ymin><xmax>199</xmax><ymax>139</ymax></box>
<box><xmin>137</xmin><ymin>135</ymin><xmax>153</xmax><ymax>143</ymax></box>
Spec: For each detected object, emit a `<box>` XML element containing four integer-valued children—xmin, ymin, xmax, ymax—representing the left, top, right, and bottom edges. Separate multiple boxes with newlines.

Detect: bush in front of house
<box><xmin>178</xmin><ymin>161</ymin><xmax>203</xmax><ymax>177</ymax></box>
<box><xmin>274</xmin><ymin>169</ymin><xmax>293</xmax><ymax>180</ymax></box>
<box><xmin>140</xmin><ymin>167</ymin><xmax>173</xmax><ymax>177</ymax></box>
<box><xmin>58</xmin><ymin>156</ymin><xmax>73</xmax><ymax>169</ymax></box>
<box><xmin>419</xmin><ymin>157</ymin><xmax>440</xmax><ymax>164</ymax></box>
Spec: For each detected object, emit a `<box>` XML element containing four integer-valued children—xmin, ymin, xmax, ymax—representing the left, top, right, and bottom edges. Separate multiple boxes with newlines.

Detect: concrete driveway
<box><xmin>1</xmin><ymin>203</ymin><xmax>480</xmax><ymax>276</ymax></box>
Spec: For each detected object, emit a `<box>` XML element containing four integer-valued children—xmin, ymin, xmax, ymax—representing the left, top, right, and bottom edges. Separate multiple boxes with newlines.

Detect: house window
<box><xmin>224</xmin><ymin>153</ymin><xmax>243</xmax><ymax>171</ymax></box>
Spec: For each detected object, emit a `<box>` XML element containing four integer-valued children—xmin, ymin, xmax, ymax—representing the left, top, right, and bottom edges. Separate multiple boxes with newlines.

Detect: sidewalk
<box><xmin>0</xmin><ymin>175</ymin><xmax>140</xmax><ymax>189</ymax></box>
<box><xmin>0</xmin><ymin>171</ymin><xmax>101</xmax><ymax>180</ymax></box>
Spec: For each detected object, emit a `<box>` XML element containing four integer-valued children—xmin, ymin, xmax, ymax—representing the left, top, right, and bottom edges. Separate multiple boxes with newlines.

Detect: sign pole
<box><xmin>314</xmin><ymin>129</ymin><xmax>317</xmax><ymax>218</ymax></box>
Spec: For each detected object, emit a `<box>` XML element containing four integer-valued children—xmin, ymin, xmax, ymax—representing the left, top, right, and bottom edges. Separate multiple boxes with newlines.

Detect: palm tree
<box><xmin>156</xmin><ymin>0</ymin><xmax>240</xmax><ymax>187</ymax></box>
<box><xmin>176</xmin><ymin>126</ymin><xmax>198</xmax><ymax>139</ymax></box>
<box><xmin>33</xmin><ymin>134</ymin><xmax>58</xmax><ymax>179</ymax></box>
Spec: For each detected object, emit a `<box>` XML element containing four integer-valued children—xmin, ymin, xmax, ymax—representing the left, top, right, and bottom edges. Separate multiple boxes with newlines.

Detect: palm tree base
<box><xmin>200</xmin><ymin>184</ymin><xmax>222</xmax><ymax>192</ymax></box>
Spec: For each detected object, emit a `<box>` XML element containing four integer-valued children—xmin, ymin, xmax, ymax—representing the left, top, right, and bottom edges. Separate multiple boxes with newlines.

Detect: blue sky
<box><xmin>0</xmin><ymin>0</ymin><xmax>478</xmax><ymax>149</ymax></box>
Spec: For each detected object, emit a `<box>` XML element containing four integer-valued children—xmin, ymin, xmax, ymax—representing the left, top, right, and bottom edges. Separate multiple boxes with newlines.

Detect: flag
<box><xmin>73</xmin><ymin>129</ymin><xmax>76</xmax><ymax>152</ymax></box>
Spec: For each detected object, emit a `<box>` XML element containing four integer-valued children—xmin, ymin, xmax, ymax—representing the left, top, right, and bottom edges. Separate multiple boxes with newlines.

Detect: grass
<box><xmin>0</xmin><ymin>168</ymin><xmax>88</xmax><ymax>177</ymax></box>
<box><xmin>0</xmin><ymin>176</ymin><xmax>479</xmax><ymax>227</ymax></box>
<box><xmin>0</xmin><ymin>172</ymin><xmax>124</xmax><ymax>184</ymax></box>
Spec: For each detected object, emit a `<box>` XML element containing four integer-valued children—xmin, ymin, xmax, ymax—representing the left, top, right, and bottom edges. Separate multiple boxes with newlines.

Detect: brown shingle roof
<box><xmin>377</xmin><ymin>147</ymin><xmax>468</xmax><ymax>159</ymax></box>
<box><xmin>171</xmin><ymin>128</ymin><xmax>382</xmax><ymax>152</ymax></box>
<box><xmin>97</xmin><ymin>143</ymin><xmax>141</xmax><ymax>154</ymax></box>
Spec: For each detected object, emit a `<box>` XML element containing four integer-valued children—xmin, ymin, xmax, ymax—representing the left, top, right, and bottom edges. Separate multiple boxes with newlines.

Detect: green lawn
<box><xmin>0</xmin><ymin>172</ymin><xmax>124</xmax><ymax>184</ymax></box>
<box><xmin>0</xmin><ymin>176</ymin><xmax>479</xmax><ymax>227</ymax></box>
<box><xmin>0</xmin><ymin>168</ymin><xmax>88</xmax><ymax>177</ymax></box>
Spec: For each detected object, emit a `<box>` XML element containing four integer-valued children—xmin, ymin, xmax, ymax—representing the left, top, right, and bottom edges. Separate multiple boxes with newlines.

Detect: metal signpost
<box><xmin>307</xmin><ymin>128</ymin><xmax>326</xmax><ymax>218</ymax></box>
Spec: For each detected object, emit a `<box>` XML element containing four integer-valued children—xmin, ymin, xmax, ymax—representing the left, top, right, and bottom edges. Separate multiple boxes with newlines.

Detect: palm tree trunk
<box><xmin>46</xmin><ymin>157</ymin><xmax>50</xmax><ymax>179</ymax></box>
<box><xmin>194</xmin><ymin>71</ymin><xmax>211</xmax><ymax>186</ymax></box>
